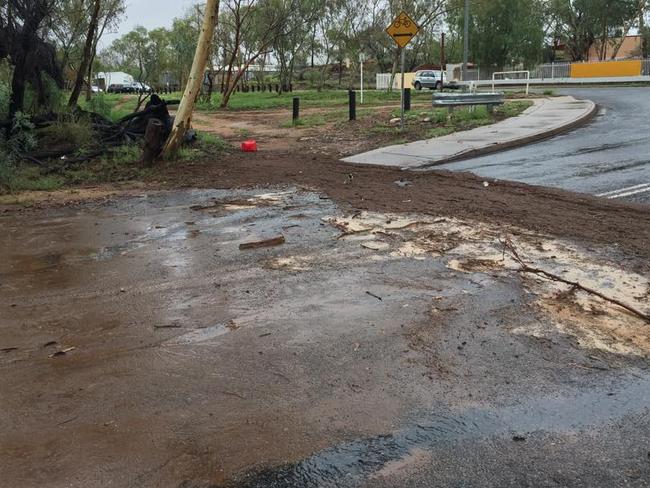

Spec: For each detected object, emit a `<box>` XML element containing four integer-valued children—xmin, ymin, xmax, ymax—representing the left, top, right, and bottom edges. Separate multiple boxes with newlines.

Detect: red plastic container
<box><xmin>241</xmin><ymin>140</ymin><xmax>257</xmax><ymax>152</ymax></box>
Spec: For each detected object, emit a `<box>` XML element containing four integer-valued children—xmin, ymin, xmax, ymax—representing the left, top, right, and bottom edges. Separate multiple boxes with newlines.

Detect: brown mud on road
<box><xmin>1</xmin><ymin>187</ymin><xmax>649</xmax><ymax>487</ymax></box>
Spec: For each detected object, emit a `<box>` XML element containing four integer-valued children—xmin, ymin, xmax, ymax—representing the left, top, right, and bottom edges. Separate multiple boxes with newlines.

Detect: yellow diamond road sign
<box><xmin>386</xmin><ymin>11</ymin><xmax>420</xmax><ymax>48</ymax></box>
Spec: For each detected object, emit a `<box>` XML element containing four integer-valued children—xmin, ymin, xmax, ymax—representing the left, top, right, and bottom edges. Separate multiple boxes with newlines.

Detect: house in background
<box><xmin>95</xmin><ymin>71</ymin><xmax>134</xmax><ymax>90</ymax></box>
<box><xmin>588</xmin><ymin>35</ymin><xmax>644</xmax><ymax>61</ymax></box>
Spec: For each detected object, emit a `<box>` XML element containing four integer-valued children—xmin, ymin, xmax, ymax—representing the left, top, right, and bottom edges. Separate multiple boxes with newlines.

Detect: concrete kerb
<box><xmin>341</xmin><ymin>96</ymin><xmax>598</xmax><ymax>170</ymax></box>
<box><xmin>417</xmin><ymin>99</ymin><xmax>599</xmax><ymax>169</ymax></box>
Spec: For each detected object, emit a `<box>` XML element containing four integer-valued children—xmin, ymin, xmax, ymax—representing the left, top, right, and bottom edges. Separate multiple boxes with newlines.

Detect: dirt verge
<box><xmin>150</xmin><ymin>150</ymin><xmax>650</xmax><ymax>268</ymax></box>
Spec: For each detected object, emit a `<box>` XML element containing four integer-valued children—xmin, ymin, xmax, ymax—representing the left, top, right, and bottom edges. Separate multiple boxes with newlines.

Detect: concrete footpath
<box><xmin>343</xmin><ymin>96</ymin><xmax>597</xmax><ymax>169</ymax></box>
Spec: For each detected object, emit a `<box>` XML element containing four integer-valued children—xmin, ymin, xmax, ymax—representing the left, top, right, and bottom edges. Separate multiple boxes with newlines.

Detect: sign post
<box><xmin>359</xmin><ymin>53</ymin><xmax>365</xmax><ymax>104</ymax></box>
<box><xmin>386</xmin><ymin>11</ymin><xmax>420</xmax><ymax>130</ymax></box>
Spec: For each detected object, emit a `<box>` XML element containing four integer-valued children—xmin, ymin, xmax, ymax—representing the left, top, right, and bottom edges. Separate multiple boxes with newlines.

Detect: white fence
<box><xmin>530</xmin><ymin>62</ymin><xmax>571</xmax><ymax>79</ymax></box>
<box><xmin>492</xmin><ymin>70</ymin><xmax>530</xmax><ymax>94</ymax></box>
<box><xmin>376</xmin><ymin>73</ymin><xmax>392</xmax><ymax>90</ymax></box>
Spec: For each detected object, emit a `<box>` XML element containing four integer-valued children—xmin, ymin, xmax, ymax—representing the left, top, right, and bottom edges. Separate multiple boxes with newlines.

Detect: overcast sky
<box><xmin>100</xmin><ymin>0</ymin><xmax>196</xmax><ymax>48</ymax></box>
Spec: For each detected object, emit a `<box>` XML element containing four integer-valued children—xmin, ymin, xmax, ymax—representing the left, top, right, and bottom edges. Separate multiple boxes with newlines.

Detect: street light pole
<box><xmin>463</xmin><ymin>0</ymin><xmax>469</xmax><ymax>82</ymax></box>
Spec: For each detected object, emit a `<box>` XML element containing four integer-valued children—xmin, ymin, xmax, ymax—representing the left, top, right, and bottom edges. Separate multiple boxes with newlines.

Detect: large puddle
<box><xmin>230</xmin><ymin>372</ymin><xmax>650</xmax><ymax>487</ymax></box>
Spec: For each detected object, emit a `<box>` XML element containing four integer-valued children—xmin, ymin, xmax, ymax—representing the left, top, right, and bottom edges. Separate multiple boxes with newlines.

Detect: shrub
<box><xmin>86</xmin><ymin>93</ymin><xmax>112</xmax><ymax>119</ymax></box>
<box><xmin>0</xmin><ymin>81</ymin><xmax>10</xmax><ymax>119</ymax></box>
<box><xmin>39</xmin><ymin>118</ymin><xmax>95</xmax><ymax>151</ymax></box>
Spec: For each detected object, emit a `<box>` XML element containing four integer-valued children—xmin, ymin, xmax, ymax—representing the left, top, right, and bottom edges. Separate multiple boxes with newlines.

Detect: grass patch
<box><xmin>494</xmin><ymin>100</ymin><xmax>533</xmax><ymax>117</ymax></box>
<box><xmin>426</xmin><ymin>127</ymin><xmax>455</xmax><ymax>138</ymax></box>
<box><xmin>366</xmin><ymin>100</ymin><xmax>532</xmax><ymax>144</ymax></box>
<box><xmin>196</xmin><ymin>89</ymin><xmax>433</xmax><ymax>111</ymax></box>
<box><xmin>78</xmin><ymin>93</ymin><xmax>142</xmax><ymax>122</ymax></box>
<box><xmin>197</xmin><ymin>131</ymin><xmax>230</xmax><ymax>150</ymax></box>
<box><xmin>280</xmin><ymin>114</ymin><xmax>327</xmax><ymax>128</ymax></box>
<box><xmin>3</xmin><ymin>166</ymin><xmax>64</xmax><ymax>192</ymax></box>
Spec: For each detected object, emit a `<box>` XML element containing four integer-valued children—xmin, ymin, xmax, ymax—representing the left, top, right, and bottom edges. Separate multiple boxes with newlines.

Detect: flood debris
<box><xmin>154</xmin><ymin>323</ymin><xmax>183</xmax><ymax>329</ymax></box>
<box><xmin>221</xmin><ymin>390</ymin><xmax>246</xmax><ymax>400</ymax></box>
<box><xmin>394</xmin><ymin>179</ymin><xmax>412</xmax><ymax>188</ymax></box>
<box><xmin>49</xmin><ymin>347</ymin><xmax>76</xmax><ymax>358</ymax></box>
<box><xmin>239</xmin><ymin>235</ymin><xmax>285</xmax><ymax>250</ymax></box>
<box><xmin>366</xmin><ymin>291</ymin><xmax>383</xmax><ymax>301</ymax></box>
<box><xmin>361</xmin><ymin>241</ymin><xmax>391</xmax><ymax>251</ymax></box>
<box><xmin>501</xmin><ymin>237</ymin><xmax>650</xmax><ymax>324</ymax></box>
<box><xmin>226</xmin><ymin>320</ymin><xmax>240</xmax><ymax>331</ymax></box>
<box><xmin>325</xmin><ymin>210</ymin><xmax>649</xmax><ymax>356</ymax></box>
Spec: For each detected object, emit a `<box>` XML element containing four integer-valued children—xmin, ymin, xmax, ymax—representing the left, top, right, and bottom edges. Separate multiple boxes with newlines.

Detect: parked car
<box><xmin>107</xmin><ymin>84</ymin><xmax>130</xmax><ymax>93</ymax></box>
<box><xmin>412</xmin><ymin>70</ymin><xmax>449</xmax><ymax>90</ymax></box>
<box><xmin>91</xmin><ymin>85</ymin><xmax>103</xmax><ymax>93</ymax></box>
<box><xmin>131</xmin><ymin>82</ymin><xmax>152</xmax><ymax>93</ymax></box>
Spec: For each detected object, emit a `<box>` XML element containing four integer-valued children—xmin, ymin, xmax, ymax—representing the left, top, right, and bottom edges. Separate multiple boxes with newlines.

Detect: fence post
<box><xmin>349</xmin><ymin>90</ymin><xmax>356</xmax><ymax>121</ymax></box>
<box><xmin>404</xmin><ymin>88</ymin><xmax>411</xmax><ymax>111</ymax></box>
<box><xmin>292</xmin><ymin>97</ymin><xmax>300</xmax><ymax>123</ymax></box>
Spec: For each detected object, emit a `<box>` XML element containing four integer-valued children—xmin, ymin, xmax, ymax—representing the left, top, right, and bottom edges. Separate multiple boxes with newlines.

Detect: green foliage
<box><xmin>196</xmin><ymin>131</ymin><xmax>229</xmax><ymax>151</ymax></box>
<box><xmin>450</xmin><ymin>106</ymin><xmax>490</xmax><ymax>125</ymax></box>
<box><xmin>106</xmin><ymin>144</ymin><xmax>141</xmax><ymax>164</ymax></box>
<box><xmin>85</xmin><ymin>93</ymin><xmax>112</xmax><ymax>119</ymax></box>
<box><xmin>494</xmin><ymin>100</ymin><xmax>533</xmax><ymax>118</ymax></box>
<box><xmin>550</xmin><ymin>0</ymin><xmax>641</xmax><ymax>61</ymax></box>
<box><xmin>447</xmin><ymin>0</ymin><xmax>546</xmax><ymax>69</ymax></box>
<box><xmin>426</xmin><ymin>127</ymin><xmax>455</xmax><ymax>138</ymax></box>
<box><xmin>39</xmin><ymin>119</ymin><xmax>95</xmax><ymax>151</ymax></box>
<box><xmin>5</xmin><ymin>113</ymin><xmax>37</xmax><ymax>154</ymax></box>
<box><xmin>0</xmin><ymin>113</ymin><xmax>41</xmax><ymax>192</ymax></box>
<box><xmin>0</xmin><ymin>80</ymin><xmax>10</xmax><ymax>119</ymax></box>
<box><xmin>7</xmin><ymin>167</ymin><xmax>64</xmax><ymax>191</ymax></box>
<box><xmin>195</xmin><ymin>89</ymin><xmax>430</xmax><ymax>112</ymax></box>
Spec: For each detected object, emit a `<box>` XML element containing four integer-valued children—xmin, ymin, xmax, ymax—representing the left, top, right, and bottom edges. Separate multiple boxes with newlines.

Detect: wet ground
<box><xmin>438</xmin><ymin>87</ymin><xmax>650</xmax><ymax>204</ymax></box>
<box><xmin>1</xmin><ymin>188</ymin><xmax>649</xmax><ymax>487</ymax></box>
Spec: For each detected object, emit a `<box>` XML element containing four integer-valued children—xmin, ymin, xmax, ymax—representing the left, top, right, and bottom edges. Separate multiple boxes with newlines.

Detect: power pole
<box><xmin>641</xmin><ymin>8</ymin><xmax>648</xmax><ymax>58</ymax></box>
<box><xmin>462</xmin><ymin>0</ymin><xmax>469</xmax><ymax>82</ymax></box>
<box><xmin>440</xmin><ymin>32</ymin><xmax>446</xmax><ymax>91</ymax></box>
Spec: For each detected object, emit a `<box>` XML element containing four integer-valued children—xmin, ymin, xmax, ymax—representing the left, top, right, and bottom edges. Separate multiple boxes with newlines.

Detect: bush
<box><xmin>0</xmin><ymin>80</ymin><xmax>10</xmax><ymax>119</ymax></box>
<box><xmin>85</xmin><ymin>93</ymin><xmax>112</xmax><ymax>119</ymax></box>
<box><xmin>39</xmin><ymin>118</ymin><xmax>94</xmax><ymax>151</ymax></box>
<box><xmin>0</xmin><ymin>113</ymin><xmax>38</xmax><ymax>192</ymax></box>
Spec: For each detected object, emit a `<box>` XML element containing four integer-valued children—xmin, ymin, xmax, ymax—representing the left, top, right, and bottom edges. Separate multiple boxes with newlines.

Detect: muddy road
<box><xmin>1</xmin><ymin>187</ymin><xmax>649</xmax><ymax>487</ymax></box>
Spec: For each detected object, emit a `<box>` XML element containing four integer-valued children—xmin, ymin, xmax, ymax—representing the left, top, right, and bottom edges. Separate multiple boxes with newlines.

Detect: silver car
<box><xmin>412</xmin><ymin>70</ymin><xmax>447</xmax><ymax>90</ymax></box>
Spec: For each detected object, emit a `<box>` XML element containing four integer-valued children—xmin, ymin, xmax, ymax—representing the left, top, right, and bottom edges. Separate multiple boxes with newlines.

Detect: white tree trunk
<box><xmin>162</xmin><ymin>0</ymin><xmax>220</xmax><ymax>157</ymax></box>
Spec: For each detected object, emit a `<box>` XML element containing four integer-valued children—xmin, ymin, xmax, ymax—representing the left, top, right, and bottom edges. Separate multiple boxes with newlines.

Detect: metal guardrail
<box><xmin>433</xmin><ymin>92</ymin><xmax>504</xmax><ymax>112</ymax></box>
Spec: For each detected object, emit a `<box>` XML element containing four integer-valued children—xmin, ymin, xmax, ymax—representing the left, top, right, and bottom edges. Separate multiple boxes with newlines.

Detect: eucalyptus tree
<box><xmin>550</xmin><ymin>0</ymin><xmax>645</xmax><ymax>60</ymax></box>
<box><xmin>447</xmin><ymin>0</ymin><xmax>546</xmax><ymax>70</ymax></box>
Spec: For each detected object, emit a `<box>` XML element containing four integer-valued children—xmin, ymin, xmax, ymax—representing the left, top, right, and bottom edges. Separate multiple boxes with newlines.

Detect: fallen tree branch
<box><xmin>500</xmin><ymin>237</ymin><xmax>650</xmax><ymax>323</ymax></box>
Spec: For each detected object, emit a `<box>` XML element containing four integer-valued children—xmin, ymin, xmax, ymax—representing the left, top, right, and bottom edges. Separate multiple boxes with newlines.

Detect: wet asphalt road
<box><xmin>438</xmin><ymin>87</ymin><xmax>650</xmax><ymax>204</ymax></box>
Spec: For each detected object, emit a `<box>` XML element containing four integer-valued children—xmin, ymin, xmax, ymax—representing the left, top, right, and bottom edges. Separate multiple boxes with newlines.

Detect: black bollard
<box><xmin>404</xmin><ymin>88</ymin><xmax>411</xmax><ymax>111</ymax></box>
<box><xmin>349</xmin><ymin>90</ymin><xmax>356</xmax><ymax>121</ymax></box>
<box><xmin>293</xmin><ymin>97</ymin><xmax>300</xmax><ymax>123</ymax></box>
